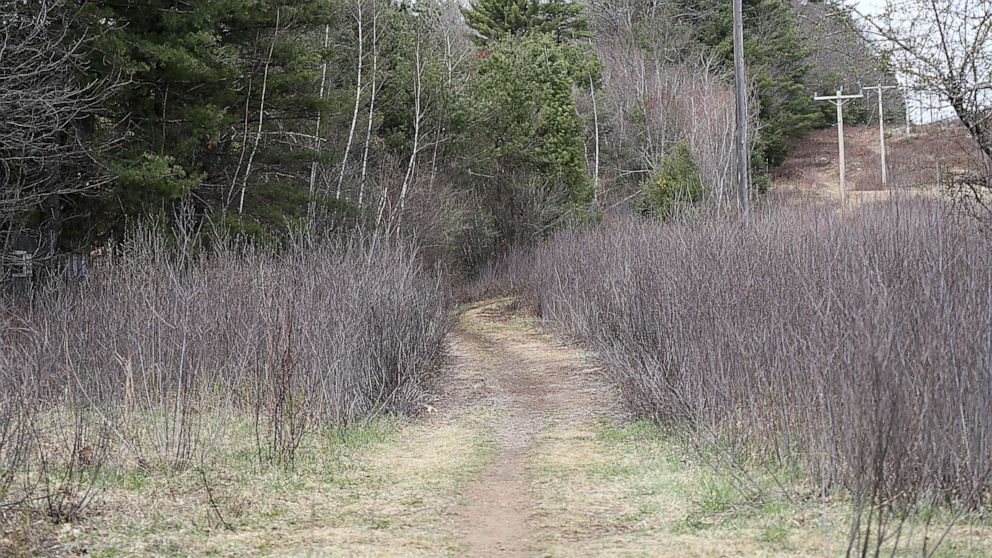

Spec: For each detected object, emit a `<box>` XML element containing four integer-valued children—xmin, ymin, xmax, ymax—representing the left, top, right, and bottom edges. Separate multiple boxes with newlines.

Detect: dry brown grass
<box><xmin>10</xmin><ymin>410</ymin><xmax>494</xmax><ymax>557</ymax></box>
<box><xmin>770</xmin><ymin>122</ymin><xmax>985</xmax><ymax>208</ymax></box>
<box><xmin>527</xmin><ymin>420</ymin><xmax>992</xmax><ymax>558</ymax></box>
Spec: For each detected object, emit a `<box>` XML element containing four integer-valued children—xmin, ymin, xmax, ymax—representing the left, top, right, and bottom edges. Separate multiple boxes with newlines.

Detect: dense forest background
<box><xmin>1</xmin><ymin>0</ymin><xmax>898</xmax><ymax>275</ymax></box>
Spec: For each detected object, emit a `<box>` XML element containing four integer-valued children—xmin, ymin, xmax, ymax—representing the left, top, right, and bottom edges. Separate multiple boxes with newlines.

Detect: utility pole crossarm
<box><xmin>813</xmin><ymin>93</ymin><xmax>865</xmax><ymax>102</ymax></box>
<box><xmin>813</xmin><ymin>89</ymin><xmax>864</xmax><ymax>210</ymax></box>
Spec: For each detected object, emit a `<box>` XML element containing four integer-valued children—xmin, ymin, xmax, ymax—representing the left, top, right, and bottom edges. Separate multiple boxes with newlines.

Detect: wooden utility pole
<box><xmin>732</xmin><ymin>0</ymin><xmax>750</xmax><ymax>219</ymax></box>
<box><xmin>863</xmin><ymin>84</ymin><xmax>898</xmax><ymax>189</ymax></box>
<box><xmin>903</xmin><ymin>86</ymin><xmax>912</xmax><ymax>135</ymax></box>
<box><xmin>814</xmin><ymin>88</ymin><xmax>863</xmax><ymax>208</ymax></box>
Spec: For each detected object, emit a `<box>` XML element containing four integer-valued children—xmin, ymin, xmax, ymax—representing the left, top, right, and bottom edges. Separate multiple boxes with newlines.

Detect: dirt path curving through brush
<box><xmin>54</xmin><ymin>297</ymin><xmax>992</xmax><ymax>557</ymax></box>
<box><xmin>445</xmin><ymin>299</ymin><xmax>620</xmax><ymax>557</ymax></box>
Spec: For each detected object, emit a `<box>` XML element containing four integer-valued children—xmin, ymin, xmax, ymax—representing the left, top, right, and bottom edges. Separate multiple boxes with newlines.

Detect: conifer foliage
<box><xmin>0</xmin><ymin>0</ymin><xmax>915</xmax><ymax>262</ymax></box>
<box><xmin>676</xmin><ymin>0</ymin><xmax>818</xmax><ymax>168</ymax></box>
<box><xmin>461</xmin><ymin>0</ymin><xmax>597</xmax><ymax>246</ymax></box>
<box><xmin>76</xmin><ymin>1</ymin><xmax>335</xmax><ymax>238</ymax></box>
<box><xmin>461</xmin><ymin>0</ymin><xmax>590</xmax><ymax>45</ymax></box>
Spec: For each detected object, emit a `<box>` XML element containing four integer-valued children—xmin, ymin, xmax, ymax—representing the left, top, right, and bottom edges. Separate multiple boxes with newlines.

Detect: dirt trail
<box><xmin>53</xmin><ymin>297</ymin><xmax>992</xmax><ymax>557</ymax></box>
<box><xmin>446</xmin><ymin>299</ymin><xmax>619</xmax><ymax>556</ymax></box>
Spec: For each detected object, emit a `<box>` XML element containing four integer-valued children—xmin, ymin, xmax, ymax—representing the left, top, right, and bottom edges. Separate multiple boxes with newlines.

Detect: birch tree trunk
<box><xmin>308</xmin><ymin>24</ymin><xmax>331</xmax><ymax>219</ymax></box>
<box><xmin>336</xmin><ymin>0</ymin><xmax>365</xmax><ymax>201</ymax></box>
<box><xmin>238</xmin><ymin>11</ymin><xmax>280</xmax><ymax>215</ymax></box>
<box><xmin>589</xmin><ymin>72</ymin><xmax>601</xmax><ymax>206</ymax></box>
<box><xmin>226</xmin><ymin>74</ymin><xmax>253</xmax><ymax>212</ymax></box>
<box><xmin>358</xmin><ymin>5</ymin><xmax>380</xmax><ymax>210</ymax></box>
<box><xmin>398</xmin><ymin>33</ymin><xmax>423</xmax><ymax>215</ymax></box>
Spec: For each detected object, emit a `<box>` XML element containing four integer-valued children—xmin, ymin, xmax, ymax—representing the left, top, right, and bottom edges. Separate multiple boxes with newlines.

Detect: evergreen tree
<box><xmin>461</xmin><ymin>0</ymin><xmax>590</xmax><ymax>45</ymax></box>
<box><xmin>75</xmin><ymin>1</ymin><xmax>334</xmax><ymax>240</ymax></box>
<box><xmin>636</xmin><ymin>144</ymin><xmax>705</xmax><ymax>218</ymax></box>
<box><xmin>677</xmin><ymin>0</ymin><xmax>817</xmax><ymax>168</ymax></box>
<box><xmin>474</xmin><ymin>34</ymin><xmax>595</xmax><ymax>209</ymax></box>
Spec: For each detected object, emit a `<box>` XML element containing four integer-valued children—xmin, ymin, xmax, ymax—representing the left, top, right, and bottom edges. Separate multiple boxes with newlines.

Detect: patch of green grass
<box><xmin>594</xmin><ymin>419</ymin><xmax>668</xmax><ymax>444</ymax></box>
<box><xmin>590</xmin><ymin>462</ymin><xmax>639</xmax><ymax>480</ymax></box>
<box><xmin>326</xmin><ymin>416</ymin><xmax>402</xmax><ymax>451</ymax></box>
<box><xmin>533</xmin><ymin>416</ymin><xmax>989</xmax><ymax>557</ymax></box>
<box><xmin>757</xmin><ymin>523</ymin><xmax>790</xmax><ymax>544</ymax></box>
<box><xmin>696</xmin><ymin>475</ymin><xmax>741</xmax><ymax>515</ymax></box>
<box><xmin>929</xmin><ymin>541</ymin><xmax>992</xmax><ymax>558</ymax></box>
<box><xmin>99</xmin><ymin>467</ymin><xmax>150</xmax><ymax>491</ymax></box>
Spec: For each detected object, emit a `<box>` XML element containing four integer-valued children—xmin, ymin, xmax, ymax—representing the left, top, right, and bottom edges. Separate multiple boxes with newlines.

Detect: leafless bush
<box><xmin>0</xmin><ymin>0</ymin><xmax>119</xmax><ymax>259</ymax></box>
<box><xmin>595</xmin><ymin>37</ymin><xmax>741</xmax><ymax>208</ymax></box>
<box><xmin>585</xmin><ymin>0</ymin><xmax>754</xmax><ymax>211</ymax></box>
<box><xmin>846</xmin><ymin>124</ymin><xmax>988</xmax><ymax>193</ymax></box>
<box><xmin>0</xmin><ymin>348</ymin><xmax>33</xmax><ymax>510</ymax></box>
<box><xmin>494</xmin><ymin>199</ymin><xmax>992</xmax><ymax>554</ymax></box>
<box><xmin>0</xmin><ymin>229</ymin><xmax>449</xmax><ymax>517</ymax></box>
<box><xmin>945</xmin><ymin>172</ymin><xmax>992</xmax><ymax>228</ymax></box>
<box><xmin>398</xmin><ymin>176</ymin><xmax>497</xmax><ymax>277</ymax></box>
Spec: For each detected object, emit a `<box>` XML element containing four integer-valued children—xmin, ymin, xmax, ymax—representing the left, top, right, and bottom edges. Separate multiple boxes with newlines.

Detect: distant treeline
<box><xmin>0</xmin><ymin>0</ymin><xmax>895</xmax><ymax>268</ymax></box>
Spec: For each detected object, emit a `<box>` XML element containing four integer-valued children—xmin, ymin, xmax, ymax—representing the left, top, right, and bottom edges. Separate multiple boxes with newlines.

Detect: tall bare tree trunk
<box><xmin>427</xmin><ymin>20</ymin><xmax>460</xmax><ymax>193</ymax></box>
<box><xmin>226</xmin><ymin>42</ymin><xmax>257</xmax><ymax>213</ymax></box>
<box><xmin>336</xmin><ymin>0</ymin><xmax>365</xmax><ymax>201</ymax></box>
<box><xmin>358</xmin><ymin>5</ymin><xmax>380</xmax><ymax>210</ymax></box>
<box><xmin>637</xmin><ymin>57</ymin><xmax>655</xmax><ymax>169</ymax></box>
<box><xmin>589</xmin><ymin>72</ymin><xmax>601</xmax><ymax>206</ymax></box>
<box><xmin>238</xmin><ymin>11</ymin><xmax>280</xmax><ymax>215</ymax></box>
<box><xmin>375</xmin><ymin>181</ymin><xmax>388</xmax><ymax>228</ymax></box>
<box><xmin>398</xmin><ymin>33</ymin><xmax>423</xmax><ymax>215</ymax></box>
<box><xmin>308</xmin><ymin>24</ymin><xmax>331</xmax><ymax>219</ymax></box>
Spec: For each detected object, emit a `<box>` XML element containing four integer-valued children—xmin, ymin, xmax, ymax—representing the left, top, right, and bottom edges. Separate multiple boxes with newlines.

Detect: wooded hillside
<box><xmin>1</xmin><ymin>0</ymin><xmax>898</xmax><ymax>271</ymax></box>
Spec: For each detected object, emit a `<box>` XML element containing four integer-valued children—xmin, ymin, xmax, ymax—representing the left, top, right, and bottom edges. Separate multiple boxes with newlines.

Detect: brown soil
<box><xmin>769</xmin><ymin>122</ymin><xmax>979</xmax><ymax>208</ymax></box>
<box><xmin>447</xmin><ymin>299</ymin><xmax>620</xmax><ymax>556</ymax></box>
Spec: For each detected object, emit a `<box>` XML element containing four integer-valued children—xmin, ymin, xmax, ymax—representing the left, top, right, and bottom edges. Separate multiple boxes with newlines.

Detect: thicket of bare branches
<box><xmin>584</xmin><ymin>0</ymin><xmax>746</xmax><ymax>210</ymax></box>
<box><xmin>0</xmin><ymin>231</ymin><xmax>448</xmax><ymax>520</ymax></box>
<box><xmin>490</xmin><ymin>199</ymin><xmax>992</xmax><ymax>555</ymax></box>
<box><xmin>791</xmin><ymin>0</ymin><xmax>897</xmax><ymax>108</ymax></box>
<box><xmin>859</xmin><ymin>0</ymin><xmax>992</xmax><ymax>162</ymax></box>
<box><xmin>0</xmin><ymin>0</ymin><xmax>117</xmax><ymax>259</ymax></box>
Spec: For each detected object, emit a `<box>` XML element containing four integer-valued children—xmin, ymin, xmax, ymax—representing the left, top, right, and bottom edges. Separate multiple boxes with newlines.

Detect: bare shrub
<box><xmin>595</xmin><ymin>37</ymin><xmax>740</xmax><ymax>208</ymax></box>
<box><xmin>845</xmin><ymin>123</ymin><xmax>988</xmax><ymax>192</ymax></box>
<box><xmin>398</xmin><ymin>176</ymin><xmax>497</xmax><ymax>277</ymax></box>
<box><xmin>0</xmin><ymin>228</ymin><xmax>449</xmax><ymax>518</ymax></box>
<box><xmin>0</xmin><ymin>348</ymin><xmax>33</xmax><ymax>510</ymax></box>
<box><xmin>0</xmin><ymin>0</ymin><xmax>119</xmax><ymax>260</ymax></box>
<box><xmin>494</xmin><ymin>199</ymin><xmax>992</xmax><ymax>554</ymax></box>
